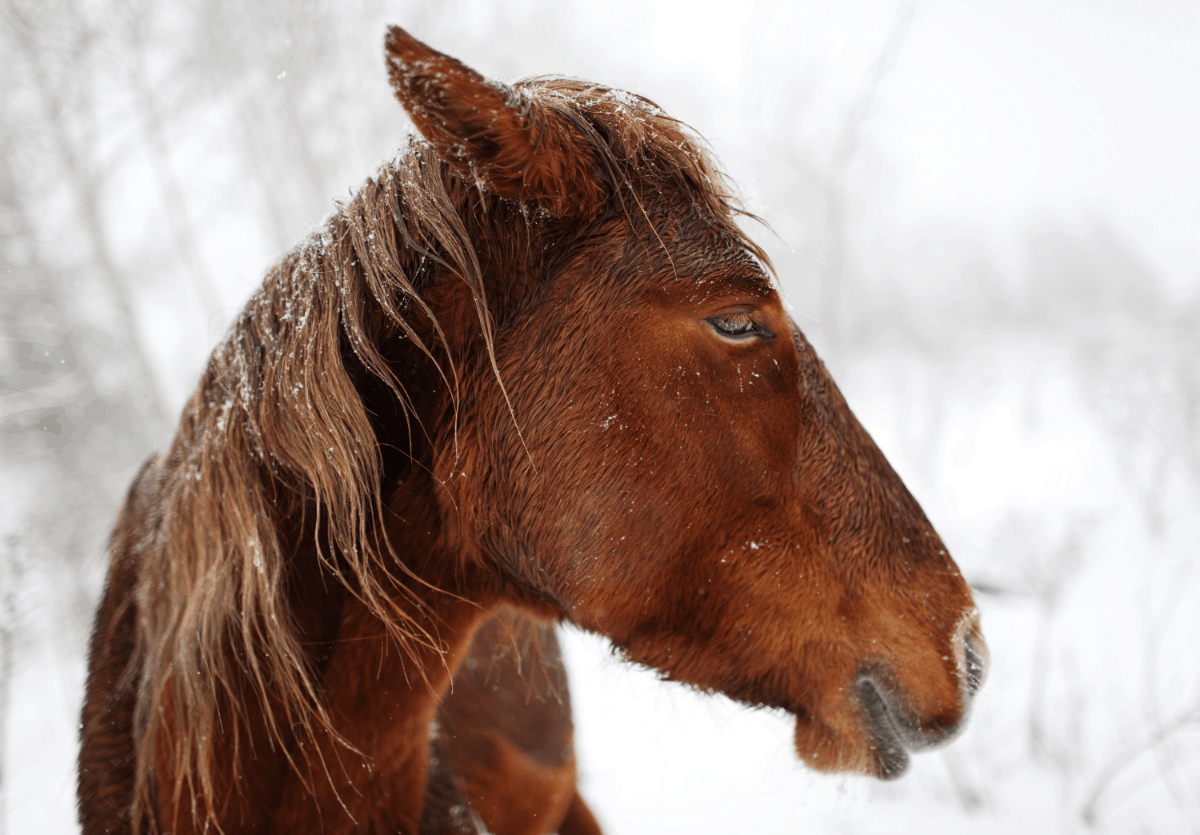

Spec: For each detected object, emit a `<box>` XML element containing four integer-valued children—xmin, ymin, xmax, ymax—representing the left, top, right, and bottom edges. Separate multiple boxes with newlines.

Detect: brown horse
<box><xmin>78</xmin><ymin>27</ymin><xmax>987</xmax><ymax>835</ymax></box>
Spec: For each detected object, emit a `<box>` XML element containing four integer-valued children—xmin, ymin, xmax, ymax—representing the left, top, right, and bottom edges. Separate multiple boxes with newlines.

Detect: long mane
<box><xmin>127</xmin><ymin>77</ymin><xmax>767</xmax><ymax>829</ymax></box>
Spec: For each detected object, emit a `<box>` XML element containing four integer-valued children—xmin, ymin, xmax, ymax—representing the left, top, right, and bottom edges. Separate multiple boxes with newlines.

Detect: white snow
<box><xmin>4</xmin><ymin>1</ymin><xmax>1199</xmax><ymax>833</ymax></box>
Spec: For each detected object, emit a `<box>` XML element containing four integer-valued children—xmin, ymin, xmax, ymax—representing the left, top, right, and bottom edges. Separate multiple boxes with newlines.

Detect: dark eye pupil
<box><xmin>706</xmin><ymin>313</ymin><xmax>774</xmax><ymax>341</ymax></box>
<box><xmin>714</xmin><ymin>315</ymin><xmax>754</xmax><ymax>335</ymax></box>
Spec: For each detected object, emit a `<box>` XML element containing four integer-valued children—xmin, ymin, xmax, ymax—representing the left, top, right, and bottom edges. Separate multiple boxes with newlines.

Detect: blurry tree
<box><xmin>117</xmin><ymin>0</ymin><xmax>222</xmax><ymax>322</ymax></box>
<box><xmin>1</xmin><ymin>0</ymin><xmax>170</xmax><ymax>430</ymax></box>
<box><xmin>1</xmin><ymin>1</ymin><xmax>1197</xmax><ymax>831</ymax></box>
<box><xmin>0</xmin><ymin>2</ymin><xmax>494</xmax><ymax>824</ymax></box>
<box><xmin>817</xmin><ymin>0</ymin><xmax>919</xmax><ymax>359</ymax></box>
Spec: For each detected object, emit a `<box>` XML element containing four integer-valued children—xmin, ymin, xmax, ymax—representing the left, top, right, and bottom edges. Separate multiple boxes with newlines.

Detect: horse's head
<box><xmin>385</xmin><ymin>28</ymin><xmax>986</xmax><ymax>780</ymax></box>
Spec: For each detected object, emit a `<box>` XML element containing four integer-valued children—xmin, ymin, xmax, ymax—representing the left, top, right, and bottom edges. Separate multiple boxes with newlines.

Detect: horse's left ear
<box><xmin>384</xmin><ymin>27</ymin><xmax>603</xmax><ymax>217</ymax></box>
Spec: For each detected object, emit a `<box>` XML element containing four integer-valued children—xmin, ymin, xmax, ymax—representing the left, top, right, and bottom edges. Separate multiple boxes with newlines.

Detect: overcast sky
<box><xmin>478</xmin><ymin>0</ymin><xmax>1200</xmax><ymax>296</ymax></box>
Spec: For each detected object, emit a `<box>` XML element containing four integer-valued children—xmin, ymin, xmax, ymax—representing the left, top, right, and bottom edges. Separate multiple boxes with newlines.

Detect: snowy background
<box><xmin>2</xmin><ymin>0</ymin><xmax>1199</xmax><ymax>832</ymax></box>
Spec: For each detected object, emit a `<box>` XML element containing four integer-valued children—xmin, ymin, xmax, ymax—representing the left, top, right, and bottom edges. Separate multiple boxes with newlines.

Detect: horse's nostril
<box><xmin>963</xmin><ymin>632</ymin><xmax>987</xmax><ymax>696</ymax></box>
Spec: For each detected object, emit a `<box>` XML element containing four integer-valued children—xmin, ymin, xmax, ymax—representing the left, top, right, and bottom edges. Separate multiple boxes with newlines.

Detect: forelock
<box><xmin>518</xmin><ymin>77</ymin><xmax>772</xmax><ymax>273</ymax></box>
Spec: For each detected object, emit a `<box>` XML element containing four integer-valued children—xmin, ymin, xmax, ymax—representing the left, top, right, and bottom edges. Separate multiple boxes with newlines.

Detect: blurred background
<box><xmin>2</xmin><ymin>0</ymin><xmax>1198</xmax><ymax>832</ymax></box>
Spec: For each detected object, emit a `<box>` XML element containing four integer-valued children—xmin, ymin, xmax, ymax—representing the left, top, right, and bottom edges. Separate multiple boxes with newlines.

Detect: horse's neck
<box><xmin>270</xmin><ymin>505</ymin><xmax>495</xmax><ymax>833</ymax></box>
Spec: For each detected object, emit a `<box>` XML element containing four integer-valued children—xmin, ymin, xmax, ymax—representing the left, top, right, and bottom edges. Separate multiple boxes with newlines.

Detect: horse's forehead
<box><xmin>550</xmin><ymin>186</ymin><xmax>771</xmax><ymax>302</ymax></box>
<box><xmin>667</xmin><ymin>230</ymin><xmax>773</xmax><ymax>299</ymax></box>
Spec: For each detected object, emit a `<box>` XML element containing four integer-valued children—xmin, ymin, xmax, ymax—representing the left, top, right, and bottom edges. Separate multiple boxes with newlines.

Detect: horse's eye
<box><xmin>707</xmin><ymin>313</ymin><xmax>773</xmax><ymax>341</ymax></box>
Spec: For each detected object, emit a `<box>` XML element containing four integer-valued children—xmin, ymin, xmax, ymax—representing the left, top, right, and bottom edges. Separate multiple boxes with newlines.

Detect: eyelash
<box><xmin>706</xmin><ymin>312</ymin><xmax>773</xmax><ymax>341</ymax></box>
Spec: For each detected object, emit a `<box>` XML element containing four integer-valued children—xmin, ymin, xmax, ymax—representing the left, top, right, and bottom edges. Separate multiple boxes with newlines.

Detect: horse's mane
<box><xmin>127</xmin><ymin>76</ymin><xmax>768</xmax><ymax>829</ymax></box>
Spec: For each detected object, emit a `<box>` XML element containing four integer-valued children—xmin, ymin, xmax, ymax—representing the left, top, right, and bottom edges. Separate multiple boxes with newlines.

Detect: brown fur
<box><xmin>79</xmin><ymin>27</ymin><xmax>986</xmax><ymax>835</ymax></box>
<box><xmin>433</xmin><ymin>607</ymin><xmax>599</xmax><ymax>835</ymax></box>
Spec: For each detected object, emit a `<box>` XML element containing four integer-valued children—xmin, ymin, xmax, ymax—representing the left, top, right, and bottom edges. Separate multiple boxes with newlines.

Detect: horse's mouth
<box><xmin>854</xmin><ymin>633</ymin><xmax>987</xmax><ymax>780</ymax></box>
<box><xmin>855</xmin><ymin>675</ymin><xmax>919</xmax><ymax>779</ymax></box>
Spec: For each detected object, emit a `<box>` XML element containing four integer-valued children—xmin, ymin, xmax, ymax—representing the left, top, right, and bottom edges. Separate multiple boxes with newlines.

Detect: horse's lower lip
<box><xmin>856</xmin><ymin>675</ymin><xmax>913</xmax><ymax>779</ymax></box>
<box><xmin>855</xmin><ymin>669</ymin><xmax>973</xmax><ymax>779</ymax></box>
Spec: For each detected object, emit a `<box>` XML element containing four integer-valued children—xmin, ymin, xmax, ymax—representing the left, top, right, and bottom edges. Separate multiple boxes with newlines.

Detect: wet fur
<box><xmin>79</xmin><ymin>27</ymin><xmax>984</xmax><ymax>835</ymax></box>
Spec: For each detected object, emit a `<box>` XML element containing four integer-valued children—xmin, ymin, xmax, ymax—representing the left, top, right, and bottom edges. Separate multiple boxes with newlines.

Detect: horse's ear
<box><xmin>384</xmin><ymin>27</ymin><xmax>603</xmax><ymax>217</ymax></box>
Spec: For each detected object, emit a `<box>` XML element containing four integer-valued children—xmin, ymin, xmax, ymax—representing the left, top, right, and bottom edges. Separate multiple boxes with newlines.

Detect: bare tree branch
<box><xmin>818</xmin><ymin>0</ymin><xmax>920</xmax><ymax>356</ymax></box>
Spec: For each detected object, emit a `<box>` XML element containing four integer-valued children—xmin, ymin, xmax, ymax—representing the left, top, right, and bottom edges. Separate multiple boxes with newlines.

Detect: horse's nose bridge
<box><xmin>786</xmin><ymin>332</ymin><xmax>899</xmax><ymax>500</ymax></box>
<box><xmin>785</xmin><ymin>319</ymin><xmax>986</xmax><ymax>691</ymax></box>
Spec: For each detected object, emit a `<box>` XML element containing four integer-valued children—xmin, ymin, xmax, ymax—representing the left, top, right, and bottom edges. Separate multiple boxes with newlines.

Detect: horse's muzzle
<box><xmin>857</xmin><ymin>629</ymin><xmax>989</xmax><ymax>780</ymax></box>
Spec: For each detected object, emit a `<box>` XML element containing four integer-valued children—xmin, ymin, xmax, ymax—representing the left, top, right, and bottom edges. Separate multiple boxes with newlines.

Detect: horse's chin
<box><xmin>792</xmin><ymin>669</ymin><xmax>976</xmax><ymax>781</ymax></box>
<box><xmin>792</xmin><ymin>707</ymin><xmax>905</xmax><ymax>780</ymax></box>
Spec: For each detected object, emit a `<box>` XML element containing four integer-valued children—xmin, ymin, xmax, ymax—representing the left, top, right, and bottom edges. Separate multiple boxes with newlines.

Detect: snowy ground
<box><xmin>3</xmin><ymin>1</ymin><xmax>1199</xmax><ymax>832</ymax></box>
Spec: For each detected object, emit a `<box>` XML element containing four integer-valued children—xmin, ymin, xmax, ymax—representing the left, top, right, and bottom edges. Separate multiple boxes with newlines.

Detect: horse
<box><xmin>78</xmin><ymin>26</ymin><xmax>987</xmax><ymax>835</ymax></box>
